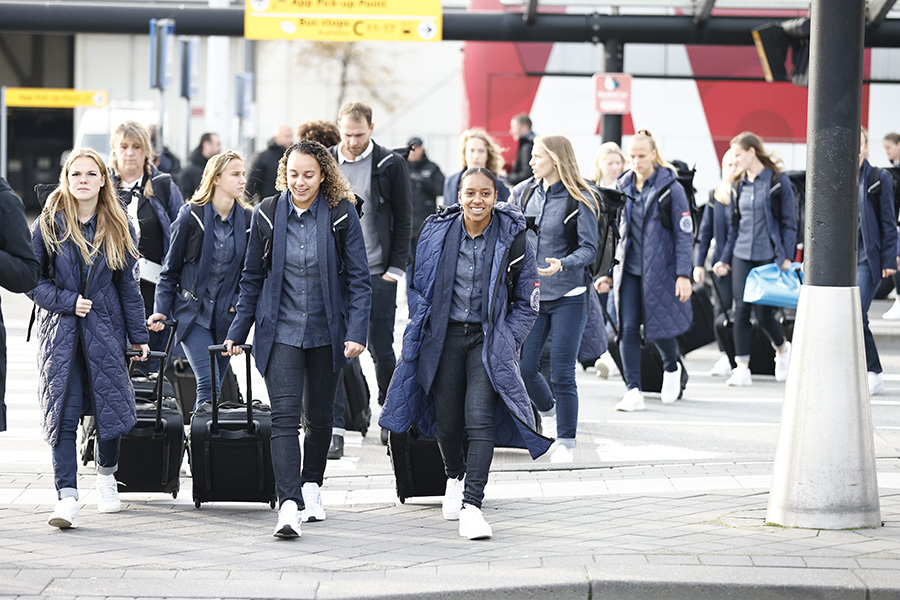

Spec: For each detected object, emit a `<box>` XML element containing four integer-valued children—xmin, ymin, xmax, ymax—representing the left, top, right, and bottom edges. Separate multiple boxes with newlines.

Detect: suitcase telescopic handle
<box><xmin>207</xmin><ymin>344</ymin><xmax>254</xmax><ymax>434</ymax></box>
<box><xmin>125</xmin><ymin>350</ymin><xmax>170</xmax><ymax>428</ymax></box>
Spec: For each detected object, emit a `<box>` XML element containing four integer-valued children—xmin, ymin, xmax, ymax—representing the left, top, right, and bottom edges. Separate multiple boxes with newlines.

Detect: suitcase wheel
<box><xmin>194</xmin><ymin>499</ymin><xmax>201</xmax><ymax>509</ymax></box>
<box><xmin>399</xmin><ymin>496</ymin><xmax>406</xmax><ymax>504</ymax></box>
<box><xmin>270</xmin><ymin>500</ymin><xmax>276</xmax><ymax>509</ymax></box>
<box><xmin>172</xmin><ymin>491</ymin><xmax>178</xmax><ymax>499</ymax></box>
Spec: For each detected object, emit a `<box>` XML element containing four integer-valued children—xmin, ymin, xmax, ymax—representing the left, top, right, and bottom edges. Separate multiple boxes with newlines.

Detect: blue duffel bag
<box><xmin>743</xmin><ymin>262</ymin><xmax>803</xmax><ymax>309</ymax></box>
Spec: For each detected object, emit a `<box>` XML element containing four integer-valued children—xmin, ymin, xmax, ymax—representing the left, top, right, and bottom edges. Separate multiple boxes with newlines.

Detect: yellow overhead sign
<box><xmin>4</xmin><ymin>88</ymin><xmax>109</xmax><ymax>109</ymax></box>
<box><xmin>245</xmin><ymin>0</ymin><xmax>442</xmax><ymax>42</ymax></box>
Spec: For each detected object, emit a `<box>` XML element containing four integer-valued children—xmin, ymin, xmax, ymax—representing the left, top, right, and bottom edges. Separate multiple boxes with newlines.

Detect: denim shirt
<box><xmin>449</xmin><ymin>215</ymin><xmax>496</xmax><ymax>324</ymax></box>
<box><xmin>195</xmin><ymin>205</ymin><xmax>236</xmax><ymax>330</ymax></box>
<box><xmin>274</xmin><ymin>194</ymin><xmax>330</xmax><ymax>349</ymax></box>
<box><xmin>624</xmin><ymin>170</ymin><xmax>657</xmax><ymax>276</ymax></box>
<box><xmin>523</xmin><ymin>180</ymin><xmax>598</xmax><ymax>302</ymax></box>
<box><xmin>734</xmin><ymin>176</ymin><xmax>775</xmax><ymax>262</ymax></box>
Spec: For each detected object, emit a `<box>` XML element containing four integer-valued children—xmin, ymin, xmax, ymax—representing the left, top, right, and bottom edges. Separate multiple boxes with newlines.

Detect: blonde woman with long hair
<box><xmin>29</xmin><ymin>148</ymin><xmax>149</xmax><ymax>529</ymax></box>
<box><xmin>694</xmin><ymin>148</ymin><xmax>739</xmax><ymax>377</ymax></box>
<box><xmin>592</xmin><ymin>141</ymin><xmax>626</xmax><ymax>189</ymax></box>
<box><xmin>148</xmin><ymin>151</ymin><xmax>252</xmax><ymax>410</ymax></box>
<box><xmin>595</xmin><ymin>129</ymin><xmax>693</xmax><ymax>412</ymax></box>
<box><xmin>443</xmin><ymin>128</ymin><xmax>511</xmax><ymax>203</ymax></box>
<box><xmin>515</xmin><ymin>134</ymin><xmax>599</xmax><ymax>463</ymax></box>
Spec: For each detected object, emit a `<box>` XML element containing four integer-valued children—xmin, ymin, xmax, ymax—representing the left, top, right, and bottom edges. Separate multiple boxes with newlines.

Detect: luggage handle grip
<box><xmin>126</xmin><ymin>350</ymin><xmax>170</xmax><ymax>430</ymax></box>
<box><xmin>207</xmin><ymin>344</ymin><xmax>254</xmax><ymax>435</ymax></box>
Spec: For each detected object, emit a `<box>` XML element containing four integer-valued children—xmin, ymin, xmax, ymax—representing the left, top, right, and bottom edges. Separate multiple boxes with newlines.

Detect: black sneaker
<box><xmin>327</xmin><ymin>434</ymin><xmax>344</xmax><ymax>460</ymax></box>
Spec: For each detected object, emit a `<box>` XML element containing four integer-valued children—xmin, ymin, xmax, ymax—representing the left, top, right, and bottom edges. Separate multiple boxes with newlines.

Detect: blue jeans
<box><xmin>618</xmin><ymin>271</ymin><xmax>680</xmax><ymax>390</ymax></box>
<box><xmin>432</xmin><ymin>323</ymin><xmax>498</xmax><ymax>509</ymax></box>
<box><xmin>52</xmin><ymin>346</ymin><xmax>120</xmax><ymax>500</ymax></box>
<box><xmin>334</xmin><ymin>274</ymin><xmax>397</xmax><ymax>428</ymax></box>
<box><xmin>858</xmin><ymin>261</ymin><xmax>882</xmax><ymax>373</ymax></box>
<box><xmin>520</xmin><ymin>294</ymin><xmax>588</xmax><ymax>440</ymax></box>
<box><xmin>180</xmin><ymin>323</ymin><xmax>232</xmax><ymax>410</ymax></box>
<box><xmin>265</xmin><ymin>342</ymin><xmax>339</xmax><ymax>508</ymax></box>
<box><xmin>731</xmin><ymin>257</ymin><xmax>786</xmax><ymax>360</ymax></box>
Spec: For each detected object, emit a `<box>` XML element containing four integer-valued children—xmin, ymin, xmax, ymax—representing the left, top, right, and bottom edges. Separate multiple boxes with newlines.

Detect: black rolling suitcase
<box><xmin>600</xmin><ymin>302</ymin><xmax>689</xmax><ymax>397</ymax></box>
<box><xmin>116</xmin><ymin>349</ymin><xmax>186</xmax><ymax>498</ymax></box>
<box><xmin>190</xmin><ymin>345</ymin><xmax>276</xmax><ymax>509</ymax></box>
<box><xmin>676</xmin><ymin>283</ymin><xmax>716</xmax><ymax>356</ymax></box>
<box><xmin>341</xmin><ymin>357</ymin><xmax>371</xmax><ymax>436</ymax></box>
<box><xmin>387</xmin><ymin>426</ymin><xmax>448</xmax><ymax>503</ymax></box>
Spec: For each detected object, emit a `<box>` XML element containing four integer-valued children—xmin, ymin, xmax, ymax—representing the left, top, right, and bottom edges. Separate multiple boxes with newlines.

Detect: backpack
<box><xmin>182</xmin><ymin>202</ymin><xmax>253</xmax><ymax>264</ymax></box>
<box><xmin>518</xmin><ymin>178</ymin><xmax>627</xmax><ymax>279</ymax></box>
<box><xmin>669</xmin><ymin>160</ymin><xmax>701</xmax><ymax>238</ymax></box>
<box><xmin>256</xmin><ymin>194</ymin><xmax>364</xmax><ymax>277</ymax></box>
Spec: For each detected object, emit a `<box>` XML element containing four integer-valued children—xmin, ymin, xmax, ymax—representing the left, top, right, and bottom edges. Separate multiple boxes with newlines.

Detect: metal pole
<box><xmin>601</xmin><ymin>39</ymin><xmax>623</xmax><ymax>146</ymax></box>
<box><xmin>0</xmin><ymin>86</ymin><xmax>7</xmax><ymax>180</ymax></box>
<box><xmin>766</xmin><ymin>0</ymin><xmax>879</xmax><ymax>530</ymax></box>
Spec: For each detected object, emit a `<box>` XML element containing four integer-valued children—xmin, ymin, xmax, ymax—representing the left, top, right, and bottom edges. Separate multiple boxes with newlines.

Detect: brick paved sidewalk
<box><xmin>3</xmin><ymin>460</ymin><xmax>900</xmax><ymax>600</ymax></box>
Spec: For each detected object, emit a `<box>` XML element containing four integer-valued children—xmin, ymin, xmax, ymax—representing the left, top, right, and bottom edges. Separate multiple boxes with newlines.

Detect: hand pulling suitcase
<box><xmin>80</xmin><ymin>320</ymin><xmax>179</xmax><ymax>468</ymax></box>
<box><xmin>387</xmin><ymin>426</ymin><xmax>448</xmax><ymax>503</ymax></box>
<box><xmin>600</xmin><ymin>301</ymin><xmax>689</xmax><ymax>397</ymax></box>
<box><xmin>116</xmin><ymin>349</ymin><xmax>186</xmax><ymax>497</ymax></box>
<box><xmin>190</xmin><ymin>344</ymin><xmax>276</xmax><ymax>509</ymax></box>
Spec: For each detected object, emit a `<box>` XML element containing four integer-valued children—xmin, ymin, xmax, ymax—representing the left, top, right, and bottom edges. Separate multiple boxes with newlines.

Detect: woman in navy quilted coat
<box><xmin>148</xmin><ymin>151</ymin><xmax>252</xmax><ymax>410</ymax></box>
<box><xmin>712</xmin><ymin>131</ymin><xmax>796</xmax><ymax>387</ymax></box>
<box><xmin>596</xmin><ymin>129</ymin><xmax>693</xmax><ymax>412</ymax></box>
<box><xmin>381</xmin><ymin>167</ymin><xmax>548</xmax><ymax>540</ymax></box>
<box><xmin>224</xmin><ymin>141</ymin><xmax>371</xmax><ymax>539</ymax></box>
<box><xmin>28</xmin><ymin>148</ymin><xmax>149</xmax><ymax>529</ymax></box>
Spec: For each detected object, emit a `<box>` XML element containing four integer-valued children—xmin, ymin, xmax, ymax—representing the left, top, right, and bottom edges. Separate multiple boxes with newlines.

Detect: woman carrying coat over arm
<box><xmin>856</xmin><ymin>127</ymin><xmax>898</xmax><ymax>396</ymax></box>
<box><xmin>516</xmin><ymin>135</ymin><xmax>599</xmax><ymax>464</ymax></box>
<box><xmin>712</xmin><ymin>131</ymin><xmax>796</xmax><ymax>387</ymax></box>
<box><xmin>380</xmin><ymin>167</ymin><xmax>550</xmax><ymax>540</ymax></box>
<box><xmin>148</xmin><ymin>151</ymin><xmax>251</xmax><ymax>411</ymax></box>
<box><xmin>29</xmin><ymin>148</ymin><xmax>149</xmax><ymax>529</ymax></box>
<box><xmin>595</xmin><ymin>129</ymin><xmax>693</xmax><ymax>412</ymax></box>
<box><xmin>223</xmin><ymin>140</ymin><xmax>371</xmax><ymax>539</ymax></box>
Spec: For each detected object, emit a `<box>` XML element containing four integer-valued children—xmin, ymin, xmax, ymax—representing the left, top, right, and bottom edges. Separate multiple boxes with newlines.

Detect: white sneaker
<box><xmin>442</xmin><ymin>475</ymin><xmax>465</xmax><ymax>521</ymax></box>
<box><xmin>660</xmin><ymin>364</ymin><xmax>682</xmax><ymax>404</ymax></box>
<box><xmin>458</xmin><ymin>504</ymin><xmax>492</xmax><ymax>540</ymax></box>
<box><xmin>273</xmin><ymin>499</ymin><xmax>301</xmax><ymax>538</ymax></box>
<box><xmin>869</xmin><ymin>371</ymin><xmax>885</xmax><ymax>396</ymax></box>
<box><xmin>48</xmin><ymin>497</ymin><xmax>79</xmax><ymax>529</ymax></box>
<box><xmin>883</xmin><ymin>299</ymin><xmax>900</xmax><ymax>320</ymax></box>
<box><xmin>300</xmin><ymin>482</ymin><xmax>326</xmax><ymax>523</ymax></box>
<box><xmin>549</xmin><ymin>442</ymin><xmax>574</xmax><ymax>464</ymax></box>
<box><xmin>539</xmin><ymin>412</ymin><xmax>557</xmax><ymax>439</ymax></box>
<box><xmin>709</xmin><ymin>355</ymin><xmax>733</xmax><ymax>377</ymax></box>
<box><xmin>726</xmin><ymin>365</ymin><xmax>752</xmax><ymax>387</ymax></box>
<box><xmin>775</xmin><ymin>342</ymin><xmax>791</xmax><ymax>382</ymax></box>
<box><xmin>595</xmin><ymin>352</ymin><xmax>619</xmax><ymax>379</ymax></box>
<box><xmin>615</xmin><ymin>388</ymin><xmax>645</xmax><ymax>412</ymax></box>
<box><xmin>96</xmin><ymin>473</ymin><xmax>121</xmax><ymax>513</ymax></box>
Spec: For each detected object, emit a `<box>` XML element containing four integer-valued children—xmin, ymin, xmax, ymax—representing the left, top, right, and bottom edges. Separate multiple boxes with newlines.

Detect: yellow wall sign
<box><xmin>4</xmin><ymin>88</ymin><xmax>109</xmax><ymax>109</ymax></box>
<box><xmin>245</xmin><ymin>0</ymin><xmax>442</xmax><ymax>42</ymax></box>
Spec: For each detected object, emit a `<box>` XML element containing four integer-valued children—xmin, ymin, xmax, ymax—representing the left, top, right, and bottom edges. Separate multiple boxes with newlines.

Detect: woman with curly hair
<box><xmin>29</xmin><ymin>148</ymin><xmax>149</xmax><ymax>528</ymax></box>
<box><xmin>148</xmin><ymin>151</ymin><xmax>252</xmax><ymax>410</ymax></box>
<box><xmin>224</xmin><ymin>140</ymin><xmax>371</xmax><ymax>538</ymax></box>
<box><xmin>443</xmin><ymin>128</ymin><xmax>511</xmax><ymax>203</ymax></box>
